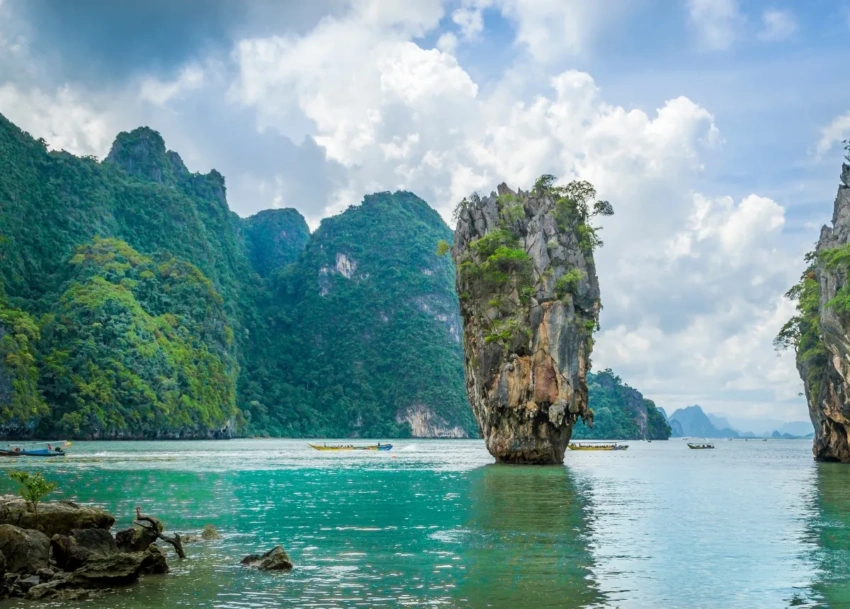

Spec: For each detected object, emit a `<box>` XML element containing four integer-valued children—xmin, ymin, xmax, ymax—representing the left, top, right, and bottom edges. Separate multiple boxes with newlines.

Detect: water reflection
<box><xmin>457</xmin><ymin>465</ymin><xmax>604</xmax><ymax>608</ymax></box>
<box><xmin>800</xmin><ymin>463</ymin><xmax>850</xmax><ymax>608</ymax></box>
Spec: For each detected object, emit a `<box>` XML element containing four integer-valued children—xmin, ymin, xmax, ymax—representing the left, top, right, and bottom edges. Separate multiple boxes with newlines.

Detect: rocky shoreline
<box><xmin>0</xmin><ymin>495</ymin><xmax>291</xmax><ymax>601</ymax></box>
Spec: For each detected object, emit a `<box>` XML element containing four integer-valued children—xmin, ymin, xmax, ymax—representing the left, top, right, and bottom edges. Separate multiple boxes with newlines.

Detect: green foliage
<box><xmin>257</xmin><ymin>191</ymin><xmax>477</xmax><ymax>438</ymax></box>
<box><xmin>775</xmin><ymin>254</ymin><xmax>828</xmax><ymax>405</ymax></box>
<box><xmin>436</xmin><ymin>240</ymin><xmax>451</xmax><ymax>257</ymax></box>
<box><xmin>844</xmin><ymin>140</ymin><xmax>850</xmax><ymax>163</ymax></box>
<box><xmin>553</xmin><ymin>269</ymin><xmax>584</xmax><ymax>300</ymax></box>
<box><xmin>532</xmin><ymin>174</ymin><xmax>557</xmax><ymax>195</ymax></box>
<box><xmin>496</xmin><ymin>193</ymin><xmax>524</xmax><ymax>225</ymax></box>
<box><xmin>572</xmin><ymin>369</ymin><xmax>672</xmax><ymax>440</ymax></box>
<box><xmin>242</xmin><ymin>209</ymin><xmax>310</xmax><ymax>278</ymax></box>
<box><xmin>9</xmin><ymin>470</ymin><xmax>57</xmax><ymax>515</ymax></box>
<box><xmin>530</xmin><ymin>175</ymin><xmax>613</xmax><ymax>254</ymax></box>
<box><xmin>469</xmin><ymin>229</ymin><xmax>520</xmax><ymax>258</ymax></box>
<box><xmin>0</xmin><ymin>299</ymin><xmax>49</xmax><ymax>433</ymax></box>
<box><xmin>485</xmin><ymin>318</ymin><xmax>521</xmax><ymax>345</ymax></box>
<box><xmin>39</xmin><ymin>238</ymin><xmax>239</xmax><ymax>438</ymax></box>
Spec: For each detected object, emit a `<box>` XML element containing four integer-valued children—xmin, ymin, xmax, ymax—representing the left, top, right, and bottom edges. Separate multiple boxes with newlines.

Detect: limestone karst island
<box><xmin>0</xmin><ymin>1</ymin><xmax>847</xmax><ymax>607</ymax></box>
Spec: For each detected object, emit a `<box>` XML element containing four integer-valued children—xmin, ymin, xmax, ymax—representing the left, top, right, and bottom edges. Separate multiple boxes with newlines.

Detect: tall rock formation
<box><xmin>781</xmin><ymin>162</ymin><xmax>850</xmax><ymax>461</ymax></box>
<box><xmin>452</xmin><ymin>177</ymin><xmax>611</xmax><ymax>464</ymax></box>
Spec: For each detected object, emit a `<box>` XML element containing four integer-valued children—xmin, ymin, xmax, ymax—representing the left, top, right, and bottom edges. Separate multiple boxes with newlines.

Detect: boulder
<box><xmin>26</xmin><ymin>546</ymin><xmax>168</xmax><ymax>600</ymax></box>
<box><xmin>0</xmin><ymin>549</ymin><xmax>5</xmax><ymax>575</ymax></box>
<box><xmin>183</xmin><ymin>524</ymin><xmax>222</xmax><ymax>544</ymax></box>
<box><xmin>241</xmin><ymin>546</ymin><xmax>293</xmax><ymax>571</ymax></box>
<box><xmin>0</xmin><ymin>524</ymin><xmax>49</xmax><ymax>574</ymax></box>
<box><xmin>0</xmin><ymin>496</ymin><xmax>114</xmax><ymax>537</ymax></box>
<box><xmin>51</xmin><ymin>528</ymin><xmax>118</xmax><ymax>571</ymax></box>
<box><xmin>115</xmin><ymin>523</ymin><xmax>159</xmax><ymax>553</ymax></box>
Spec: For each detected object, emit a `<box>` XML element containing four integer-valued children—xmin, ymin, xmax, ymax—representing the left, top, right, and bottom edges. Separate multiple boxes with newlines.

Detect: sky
<box><xmin>1</xmin><ymin>0</ymin><xmax>848</xmax><ymax>425</ymax></box>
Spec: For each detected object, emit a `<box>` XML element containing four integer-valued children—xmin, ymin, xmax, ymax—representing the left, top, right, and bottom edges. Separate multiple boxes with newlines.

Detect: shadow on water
<box><xmin>455</xmin><ymin>464</ymin><xmax>605</xmax><ymax>609</ymax></box>
<box><xmin>797</xmin><ymin>463</ymin><xmax>850</xmax><ymax>608</ymax></box>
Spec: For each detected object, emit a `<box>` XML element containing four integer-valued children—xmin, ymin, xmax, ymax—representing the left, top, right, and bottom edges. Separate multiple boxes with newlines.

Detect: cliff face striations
<box><xmin>451</xmin><ymin>177</ymin><xmax>611</xmax><ymax>464</ymax></box>
<box><xmin>780</xmin><ymin>161</ymin><xmax>850</xmax><ymax>461</ymax></box>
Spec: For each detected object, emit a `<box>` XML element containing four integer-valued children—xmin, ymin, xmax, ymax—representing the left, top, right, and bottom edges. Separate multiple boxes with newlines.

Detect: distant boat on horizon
<box><xmin>568</xmin><ymin>443</ymin><xmax>628</xmax><ymax>451</ymax></box>
<box><xmin>308</xmin><ymin>443</ymin><xmax>392</xmax><ymax>451</ymax></box>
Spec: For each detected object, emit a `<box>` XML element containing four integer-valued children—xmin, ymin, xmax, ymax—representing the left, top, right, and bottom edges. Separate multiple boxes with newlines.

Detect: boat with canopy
<box><xmin>308</xmin><ymin>443</ymin><xmax>392</xmax><ymax>451</ymax></box>
<box><xmin>0</xmin><ymin>441</ymin><xmax>70</xmax><ymax>457</ymax></box>
<box><xmin>568</xmin><ymin>443</ymin><xmax>628</xmax><ymax>451</ymax></box>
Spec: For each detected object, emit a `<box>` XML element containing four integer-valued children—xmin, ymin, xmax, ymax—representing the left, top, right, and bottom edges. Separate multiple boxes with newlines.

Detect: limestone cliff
<box><xmin>784</xmin><ymin>163</ymin><xmax>850</xmax><ymax>461</ymax></box>
<box><xmin>451</xmin><ymin>177</ymin><xmax>611</xmax><ymax>464</ymax></box>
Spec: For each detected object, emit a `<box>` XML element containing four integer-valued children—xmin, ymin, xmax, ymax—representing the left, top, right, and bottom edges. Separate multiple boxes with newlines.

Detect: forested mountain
<box><xmin>573</xmin><ymin>370</ymin><xmax>671</xmax><ymax>440</ymax></box>
<box><xmin>0</xmin><ymin>114</ymin><xmax>473</xmax><ymax>439</ymax></box>
<box><xmin>0</xmin><ymin>113</ymin><xmax>662</xmax><ymax>441</ymax></box>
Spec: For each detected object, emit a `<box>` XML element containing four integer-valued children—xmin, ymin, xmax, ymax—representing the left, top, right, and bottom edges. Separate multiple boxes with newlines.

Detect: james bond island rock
<box><xmin>778</xmin><ymin>158</ymin><xmax>850</xmax><ymax>462</ymax></box>
<box><xmin>451</xmin><ymin>176</ymin><xmax>613</xmax><ymax>464</ymax></box>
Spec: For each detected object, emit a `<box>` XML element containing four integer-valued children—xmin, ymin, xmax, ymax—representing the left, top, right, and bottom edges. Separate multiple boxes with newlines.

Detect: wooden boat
<box><xmin>568</xmin><ymin>443</ymin><xmax>628</xmax><ymax>451</ymax></box>
<box><xmin>308</xmin><ymin>443</ymin><xmax>392</xmax><ymax>451</ymax></box>
<box><xmin>0</xmin><ymin>442</ymin><xmax>69</xmax><ymax>457</ymax></box>
<box><xmin>687</xmin><ymin>443</ymin><xmax>714</xmax><ymax>450</ymax></box>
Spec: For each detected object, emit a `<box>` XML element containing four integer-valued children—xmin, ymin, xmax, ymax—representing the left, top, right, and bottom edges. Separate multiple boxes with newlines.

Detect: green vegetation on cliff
<box><xmin>775</xmin><ymin>252</ymin><xmax>829</xmax><ymax>404</ymax></box>
<box><xmin>38</xmin><ymin>238</ymin><xmax>238</xmax><ymax>438</ymax></box>
<box><xmin>573</xmin><ymin>369</ymin><xmax>671</xmax><ymax>440</ymax></box>
<box><xmin>252</xmin><ymin>192</ymin><xmax>476</xmax><ymax>438</ymax></box>
<box><xmin>0</xmin><ymin>299</ymin><xmax>49</xmax><ymax>434</ymax></box>
<box><xmin>0</xmin><ymin>113</ymin><xmax>474</xmax><ymax>439</ymax></box>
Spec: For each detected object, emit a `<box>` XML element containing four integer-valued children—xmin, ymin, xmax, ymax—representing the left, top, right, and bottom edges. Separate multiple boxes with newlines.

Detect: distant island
<box><xmin>665</xmin><ymin>405</ymin><xmax>813</xmax><ymax>439</ymax></box>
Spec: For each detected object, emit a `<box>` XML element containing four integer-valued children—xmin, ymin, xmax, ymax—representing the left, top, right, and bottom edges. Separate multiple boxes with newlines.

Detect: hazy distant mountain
<box><xmin>668</xmin><ymin>406</ymin><xmax>739</xmax><ymax>438</ymax></box>
<box><xmin>707</xmin><ymin>413</ymin><xmax>735</xmax><ymax>432</ymax></box>
<box><xmin>776</xmin><ymin>421</ymin><xmax>815</xmax><ymax>437</ymax></box>
<box><xmin>668</xmin><ymin>419</ymin><xmax>684</xmax><ymax>437</ymax></box>
<box><xmin>726</xmin><ymin>417</ymin><xmax>813</xmax><ymax>437</ymax></box>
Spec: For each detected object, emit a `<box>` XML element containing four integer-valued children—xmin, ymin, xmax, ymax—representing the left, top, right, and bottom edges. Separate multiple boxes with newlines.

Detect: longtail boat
<box><xmin>568</xmin><ymin>443</ymin><xmax>628</xmax><ymax>451</ymax></box>
<box><xmin>0</xmin><ymin>441</ymin><xmax>69</xmax><ymax>457</ymax></box>
<box><xmin>687</xmin><ymin>443</ymin><xmax>714</xmax><ymax>450</ymax></box>
<box><xmin>308</xmin><ymin>443</ymin><xmax>392</xmax><ymax>451</ymax></box>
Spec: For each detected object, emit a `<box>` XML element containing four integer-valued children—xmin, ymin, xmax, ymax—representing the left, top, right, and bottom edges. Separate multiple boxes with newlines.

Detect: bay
<box><xmin>1</xmin><ymin>439</ymin><xmax>848</xmax><ymax>608</ymax></box>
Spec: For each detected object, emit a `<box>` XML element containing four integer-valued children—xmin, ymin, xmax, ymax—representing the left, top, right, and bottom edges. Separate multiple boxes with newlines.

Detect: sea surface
<box><xmin>1</xmin><ymin>438</ymin><xmax>848</xmax><ymax>608</ymax></box>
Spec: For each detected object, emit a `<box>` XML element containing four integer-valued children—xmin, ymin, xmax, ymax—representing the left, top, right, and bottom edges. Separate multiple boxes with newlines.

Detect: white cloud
<box><xmin>687</xmin><ymin>0</ymin><xmax>742</xmax><ymax>51</ymax></box>
<box><xmin>758</xmin><ymin>9</ymin><xmax>796</xmax><ymax>42</ymax></box>
<box><xmin>497</xmin><ymin>0</ymin><xmax>631</xmax><ymax>60</ymax></box>
<box><xmin>436</xmin><ymin>31</ymin><xmax>458</xmax><ymax>54</ymax></box>
<box><xmin>0</xmin><ymin>84</ymin><xmax>121</xmax><ymax>156</ymax></box>
<box><xmin>139</xmin><ymin>64</ymin><xmax>206</xmax><ymax>106</ymax></box>
<box><xmin>452</xmin><ymin>6</ymin><xmax>485</xmax><ymax>40</ymax></box>
<box><xmin>815</xmin><ymin>111</ymin><xmax>850</xmax><ymax>159</ymax></box>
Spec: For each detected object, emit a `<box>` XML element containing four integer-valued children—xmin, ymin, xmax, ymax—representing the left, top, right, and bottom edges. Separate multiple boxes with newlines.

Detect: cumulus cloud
<box><xmin>815</xmin><ymin>111</ymin><xmax>850</xmax><ymax>159</ymax></box>
<box><xmin>758</xmin><ymin>9</ymin><xmax>797</xmax><ymax>42</ymax></box>
<box><xmin>687</xmin><ymin>0</ymin><xmax>742</xmax><ymax>51</ymax></box>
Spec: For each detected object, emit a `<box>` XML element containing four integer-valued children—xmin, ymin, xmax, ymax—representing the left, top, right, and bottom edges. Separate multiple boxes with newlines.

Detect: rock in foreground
<box><xmin>0</xmin><ymin>500</ymin><xmax>172</xmax><ymax>602</ymax></box>
<box><xmin>452</xmin><ymin>178</ymin><xmax>610</xmax><ymax>464</ymax></box>
<box><xmin>0</xmin><ymin>495</ymin><xmax>115</xmax><ymax>537</ymax></box>
<box><xmin>241</xmin><ymin>546</ymin><xmax>293</xmax><ymax>571</ymax></box>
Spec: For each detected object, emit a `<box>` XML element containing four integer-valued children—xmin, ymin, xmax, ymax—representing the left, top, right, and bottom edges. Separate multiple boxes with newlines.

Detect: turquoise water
<box><xmin>1</xmin><ymin>439</ymin><xmax>849</xmax><ymax>608</ymax></box>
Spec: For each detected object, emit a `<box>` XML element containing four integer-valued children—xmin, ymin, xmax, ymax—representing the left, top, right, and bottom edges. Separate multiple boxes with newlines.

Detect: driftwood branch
<box><xmin>134</xmin><ymin>506</ymin><xmax>186</xmax><ymax>559</ymax></box>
